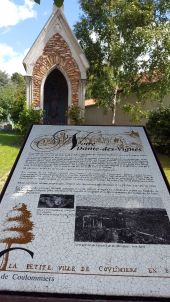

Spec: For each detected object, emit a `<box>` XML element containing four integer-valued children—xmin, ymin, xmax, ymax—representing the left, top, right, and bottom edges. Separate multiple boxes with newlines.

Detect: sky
<box><xmin>0</xmin><ymin>0</ymin><xmax>82</xmax><ymax>76</ymax></box>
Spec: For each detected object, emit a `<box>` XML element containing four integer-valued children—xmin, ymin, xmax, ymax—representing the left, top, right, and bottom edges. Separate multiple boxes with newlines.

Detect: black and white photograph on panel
<box><xmin>75</xmin><ymin>206</ymin><xmax>170</xmax><ymax>244</ymax></box>
<box><xmin>38</xmin><ymin>194</ymin><xmax>74</xmax><ymax>209</ymax></box>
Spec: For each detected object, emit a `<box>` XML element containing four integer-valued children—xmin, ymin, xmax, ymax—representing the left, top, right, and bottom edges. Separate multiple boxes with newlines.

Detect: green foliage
<box><xmin>0</xmin><ymin>71</ymin><xmax>25</xmax><ymax>124</ymax></box>
<box><xmin>0</xmin><ymin>84</ymin><xmax>16</xmax><ymax>122</ymax></box>
<box><xmin>67</xmin><ymin>104</ymin><xmax>84</xmax><ymax>125</ymax></box>
<box><xmin>10</xmin><ymin>98</ymin><xmax>25</xmax><ymax>125</ymax></box>
<box><xmin>0</xmin><ymin>71</ymin><xmax>42</xmax><ymax>135</ymax></box>
<box><xmin>10</xmin><ymin>73</ymin><xmax>26</xmax><ymax>124</ymax></box>
<box><xmin>17</xmin><ymin>106</ymin><xmax>43</xmax><ymax>135</ymax></box>
<box><xmin>11</xmin><ymin>72</ymin><xmax>25</xmax><ymax>87</ymax></box>
<box><xmin>146</xmin><ymin>106</ymin><xmax>170</xmax><ymax>154</ymax></box>
<box><xmin>33</xmin><ymin>0</ymin><xmax>64</xmax><ymax>7</ymax></box>
<box><xmin>123</xmin><ymin>102</ymin><xmax>149</xmax><ymax>123</ymax></box>
<box><xmin>0</xmin><ymin>71</ymin><xmax>10</xmax><ymax>87</ymax></box>
<box><xmin>54</xmin><ymin>0</ymin><xmax>64</xmax><ymax>7</ymax></box>
<box><xmin>74</xmin><ymin>0</ymin><xmax>170</xmax><ymax>121</ymax></box>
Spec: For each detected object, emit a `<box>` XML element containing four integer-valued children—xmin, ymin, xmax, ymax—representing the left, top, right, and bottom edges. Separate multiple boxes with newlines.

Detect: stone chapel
<box><xmin>23</xmin><ymin>5</ymin><xmax>89</xmax><ymax>125</ymax></box>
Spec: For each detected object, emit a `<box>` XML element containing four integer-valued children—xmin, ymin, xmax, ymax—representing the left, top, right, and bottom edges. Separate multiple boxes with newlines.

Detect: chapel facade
<box><xmin>23</xmin><ymin>5</ymin><xmax>89</xmax><ymax>124</ymax></box>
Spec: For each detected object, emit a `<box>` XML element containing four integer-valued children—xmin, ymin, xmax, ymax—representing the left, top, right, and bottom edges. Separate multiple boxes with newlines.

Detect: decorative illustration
<box><xmin>30</xmin><ymin>128</ymin><xmax>143</xmax><ymax>152</ymax></box>
<box><xmin>75</xmin><ymin>206</ymin><xmax>170</xmax><ymax>244</ymax></box>
<box><xmin>0</xmin><ymin>203</ymin><xmax>34</xmax><ymax>271</ymax></box>
<box><xmin>38</xmin><ymin>194</ymin><xmax>74</xmax><ymax>208</ymax></box>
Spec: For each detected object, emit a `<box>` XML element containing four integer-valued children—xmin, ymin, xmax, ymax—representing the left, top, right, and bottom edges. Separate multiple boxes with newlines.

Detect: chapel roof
<box><xmin>23</xmin><ymin>6</ymin><xmax>89</xmax><ymax>79</ymax></box>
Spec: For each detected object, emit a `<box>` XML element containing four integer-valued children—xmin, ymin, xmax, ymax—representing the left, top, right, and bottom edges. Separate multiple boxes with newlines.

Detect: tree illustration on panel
<box><xmin>0</xmin><ymin>203</ymin><xmax>34</xmax><ymax>271</ymax></box>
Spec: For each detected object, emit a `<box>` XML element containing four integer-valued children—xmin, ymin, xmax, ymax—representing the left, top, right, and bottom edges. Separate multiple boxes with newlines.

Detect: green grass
<box><xmin>0</xmin><ymin>132</ymin><xmax>23</xmax><ymax>192</ymax></box>
<box><xmin>157</xmin><ymin>154</ymin><xmax>170</xmax><ymax>183</ymax></box>
<box><xmin>0</xmin><ymin>132</ymin><xmax>169</xmax><ymax>193</ymax></box>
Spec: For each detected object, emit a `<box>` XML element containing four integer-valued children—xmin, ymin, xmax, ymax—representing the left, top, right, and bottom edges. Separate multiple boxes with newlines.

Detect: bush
<box><xmin>67</xmin><ymin>104</ymin><xmax>84</xmax><ymax>125</ymax></box>
<box><xmin>10</xmin><ymin>98</ymin><xmax>25</xmax><ymax>124</ymax></box>
<box><xmin>146</xmin><ymin>106</ymin><xmax>170</xmax><ymax>155</ymax></box>
<box><xmin>17</xmin><ymin>106</ymin><xmax>43</xmax><ymax>135</ymax></box>
<box><xmin>0</xmin><ymin>73</ymin><xmax>26</xmax><ymax>125</ymax></box>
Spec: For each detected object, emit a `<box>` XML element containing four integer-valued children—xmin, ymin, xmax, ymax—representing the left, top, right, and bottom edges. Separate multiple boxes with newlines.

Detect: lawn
<box><xmin>0</xmin><ymin>132</ymin><xmax>169</xmax><ymax>193</ymax></box>
<box><xmin>0</xmin><ymin>132</ymin><xmax>23</xmax><ymax>192</ymax></box>
<box><xmin>157</xmin><ymin>154</ymin><xmax>170</xmax><ymax>184</ymax></box>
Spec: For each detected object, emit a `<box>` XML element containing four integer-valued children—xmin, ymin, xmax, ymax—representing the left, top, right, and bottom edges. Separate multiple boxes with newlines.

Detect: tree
<box><xmin>0</xmin><ymin>70</ymin><xmax>43</xmax><ymax>132</ymax></box>
<box><xmin>33</xmin><ymin>0</ymin><xmax>64</xmax><ymax>7</ymax></box>
<box><xmin>0</xmin><ymin>203</ymin><xmax>34</xmax><ymax>271</ymax></box>
<box><xmin>10</xmin><ymin>73</ymin><xmax>26</xmax><ymax>124</ymax></box>
<box><xmin>0</xmin><ymin>71</ymin><xmax>10</xmax><ymax>87</ymax></box>
<box><xmin>0</xmin><ymin>84</ymin><xmax>16</xmax><ymax>122</ymax></box>
<box><xmin>74</xmin><ymin>0</ymin><xmax>170</xmax><ymax>123</ymax></box>
<box><xmin>0</xmin><ymin>71</ymin><xmax>26</xmax><ymax>124</ymax></box>
<box><xmin>11</xmin><ymin>72</ymin><xmax>25</xmax><ymax>88</ymax></box>
<box><xmin>146</xmin><ymin>105</ymin><xmax>170</xmax><ymax>154</ymax></box>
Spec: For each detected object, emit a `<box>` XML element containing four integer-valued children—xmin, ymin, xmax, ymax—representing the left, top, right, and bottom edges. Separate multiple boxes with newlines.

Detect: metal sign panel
<box><xmin>0</xmin><ymin>125</ymin><xmax>170</xmax><ymax>298</ymax></box>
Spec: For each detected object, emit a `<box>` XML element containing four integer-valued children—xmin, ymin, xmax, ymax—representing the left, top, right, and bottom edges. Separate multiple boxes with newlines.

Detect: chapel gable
<box><xmin>23</xmin><ymin>6</ymin><xmax>89</xmax><ymax>124</ymax></box>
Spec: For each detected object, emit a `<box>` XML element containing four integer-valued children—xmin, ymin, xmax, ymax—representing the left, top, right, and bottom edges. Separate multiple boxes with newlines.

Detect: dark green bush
<box><xmin>146</xmin><ymin>106</ymin><xmax>170</xmax><ymax>155</ymax></box>
<box><xmin>66</xmin><ymin>104</ymin><xmax>84</xmax><ymax>125</ymax></box>
<box><xmin>17</xmin><ymin>106</ymin><xmax>43</xmax><ymax>135</ymax></box>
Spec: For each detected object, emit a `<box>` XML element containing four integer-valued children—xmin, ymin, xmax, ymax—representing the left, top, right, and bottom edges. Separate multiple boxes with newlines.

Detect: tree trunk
<box><xmin>112</xmin><ymin>87</ymin><xmax>118</xmax><ymax>124</ymax></box>
<box><xmin>0</xmin><ymin>243</ymin><xmax>11</xmax><ymax>271</ymax></box>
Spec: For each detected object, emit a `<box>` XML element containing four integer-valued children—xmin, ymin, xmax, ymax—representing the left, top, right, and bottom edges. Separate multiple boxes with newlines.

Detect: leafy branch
<box><xmin>33</xmin><ymin>0</ymin><xmax>64</xmax><ymax>7</ymax></box>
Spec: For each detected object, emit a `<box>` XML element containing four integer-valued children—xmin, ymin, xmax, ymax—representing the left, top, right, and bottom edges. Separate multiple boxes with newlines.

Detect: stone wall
<box><xmin>85</xmin><ymin>95</ymin><xmax>170</xmax><ymax>126</ymax></box>
<box><xmin>32</xmin><ymin>33</ymin><xmax>81</xmax><ymax>106</ymax></box>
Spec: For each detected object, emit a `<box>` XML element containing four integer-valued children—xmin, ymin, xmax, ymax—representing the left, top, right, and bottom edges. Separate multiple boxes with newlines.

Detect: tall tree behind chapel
<box><xmin>74</xmin><ymin>0</ymin><xmax>170</xmax><ymax>123</ymax></box>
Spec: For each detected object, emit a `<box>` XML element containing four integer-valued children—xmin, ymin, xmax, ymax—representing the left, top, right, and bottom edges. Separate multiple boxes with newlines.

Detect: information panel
<box><xmin>0</xmin><ymin>125</ymin><xmax>170</xmax><ymax>298</ymax></box>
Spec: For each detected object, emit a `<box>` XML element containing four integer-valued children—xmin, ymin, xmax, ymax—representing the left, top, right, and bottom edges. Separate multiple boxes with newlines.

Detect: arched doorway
<box><xmin>44</xmin><ymin>68</ymin><xmax>68</xmax><ymax>124</ymax></box>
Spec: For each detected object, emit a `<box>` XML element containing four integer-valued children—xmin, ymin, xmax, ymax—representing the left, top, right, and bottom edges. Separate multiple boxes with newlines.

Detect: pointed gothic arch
<box><xmin>32</xmin><ymin>33</ymin><xmax>81</xmax><ymax>108</ymax></box>
<box><xmin>43</xmin><ymin>68</ymin><xmax>68</xmax><ymax>124</ymax></box>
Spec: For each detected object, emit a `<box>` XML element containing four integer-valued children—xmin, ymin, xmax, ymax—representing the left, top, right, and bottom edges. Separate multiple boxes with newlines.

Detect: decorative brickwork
<box><xmin>32</xmin><ymin>33</ymin><xmax>81</xmax><ymax>107</ymax></box>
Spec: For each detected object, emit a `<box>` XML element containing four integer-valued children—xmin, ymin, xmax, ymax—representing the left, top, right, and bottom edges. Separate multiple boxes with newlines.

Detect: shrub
<box><xmin>146</xmin><ymin>106</ymin><xmax>170</xmax><ymax>154</ymax></box>
<box><xmin>17</xmin><ymin>106</ymin><xmax>43</xmax><ymax>135</ymax></box>
<box><xmin>10</xmin><ymin>98</ymin><xmax>25</xmax><ymax>124</ymax></box>
<box><xmin>67</xmin><ymin>104</ymin><xmax>84</xmax><ymax>125</ymax></box>
<box><xmin>0</xmin><ymin>73</ymin><xmax>26</xmax><ymax>125</ymax></box>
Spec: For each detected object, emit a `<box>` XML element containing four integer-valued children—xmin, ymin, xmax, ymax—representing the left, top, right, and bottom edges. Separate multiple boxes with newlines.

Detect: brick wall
<box><xmin>32</xmin><ymin>33</ymin><xmax>81</xmax><ymax>106</ymax></box>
